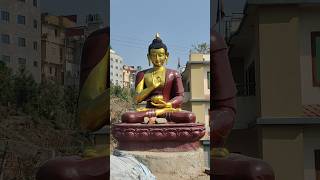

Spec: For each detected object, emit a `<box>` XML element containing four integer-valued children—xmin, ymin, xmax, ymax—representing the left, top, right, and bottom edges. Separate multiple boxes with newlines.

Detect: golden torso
<box><xmin>144</xmin><ymin>67</ymin><xmax>166</xmax><ymax>89</ymax></box>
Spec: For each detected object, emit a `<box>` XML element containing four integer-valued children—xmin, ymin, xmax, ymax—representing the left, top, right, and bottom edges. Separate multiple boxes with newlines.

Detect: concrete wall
<box><xmin>191</xmin><ymin>102</ymin><xmax>206</xmax><ymax>124</ymax></box>
<box><xmin>299</xmin><ymin>6</ymin><xmax>320</xmax><ymax>105</ymax></box>
<box><xmin>258</xmin><ymin>6</ymin><xmax>302</xmax><ymax>117</ymax></box>
<box><xmin>303</xmin><ymin>125</ymin><xmax>320</xmax><ymax>180</ymax></box>
<box><xmin>262</xmin><ymin>126</ymin><xmax>304</xmax><ymax>180</ymax></box>
<box><xmin>190</xmin><ymin>63</ymin><xmax>205</xmax><ymax>99</ymax></box>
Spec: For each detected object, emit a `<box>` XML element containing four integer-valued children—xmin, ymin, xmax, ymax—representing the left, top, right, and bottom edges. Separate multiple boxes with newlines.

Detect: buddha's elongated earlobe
<box><xmin>166</xmin><ymin>53</ymin><xmax>169</xmax><ymax>65</ymax></box>
<box><xmin>147</xmin><ymin>55</ymin><xmax>150</xmax><ymax>66</ymax></box>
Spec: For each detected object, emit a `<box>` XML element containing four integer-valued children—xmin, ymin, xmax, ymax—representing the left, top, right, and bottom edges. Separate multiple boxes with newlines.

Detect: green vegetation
<box><xmin>191</xmin><ymin>42</ymin><xmax>210</xmax><ymax>54</ymax></box>
<box><xmin>0</xmin><ymin>62</ymin><xmax>79</xmax><ymax>128</ymax></box>
<box><xmin>0</xmin><ymin>62</ymin><xmax>88</xmax><ymax>179</ymax></box>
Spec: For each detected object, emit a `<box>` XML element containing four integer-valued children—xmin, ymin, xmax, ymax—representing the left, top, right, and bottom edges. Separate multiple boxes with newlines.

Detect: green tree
<box><xmin>192</xmin><ymin>42</ymin><xmax>210</xmax><ymax>54</ymax></box>
<box><xmin>0</xmin><ymin>62</ymin><xmax>14</xmax><ymax>106</ymax></box>
<box><xmin>13</xmin><ymin>68</ymin><xmax>38</xmax><ymax>110</ymax></box>
<box><xmin>37</xmin><ymin>81</ymin><xmax>65</xmax><ymax>120</ymax></box>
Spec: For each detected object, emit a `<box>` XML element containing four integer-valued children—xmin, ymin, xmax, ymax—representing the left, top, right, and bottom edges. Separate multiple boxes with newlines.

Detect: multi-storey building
<box><xmin>41</xmin><ymin>14</ymin><xmax>76</xmax><ymax>84</ymax></box>
<box><xmin>0</xmin><ymin>0</ymin><xmax>41</xmax><ymax>82</ymax></box>
<box><xmin>110</xmin><ymin>49</ymin><xmax>124</xmax><ymax>86</ymax></box>
<box><xmin>122</xmin><ymin>65</ymin><xmax>137</xmax><ymax>89</ymax></box>
<box><xmin>41</xmin><ymin>14</ymin><xmax>102</xmax><ymax>86</ymax></box>
<box><xmin>181</xmin><ymin>52</ymin><xmax>210</xmax><ymax>168</ymax></box>
<box><xmin>182</xmin><ymin>53</ymin><xmax>210</xmax><ymax>129</ymax></box>
<box><xmin>228</xmin><ymin>1</ymin><xmax>320</xmax><ymax>180</ymax></box>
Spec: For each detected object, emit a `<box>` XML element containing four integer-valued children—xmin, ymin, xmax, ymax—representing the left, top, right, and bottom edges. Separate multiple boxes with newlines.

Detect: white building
<box><xmin>110</xmin><ymin>49</ymin><xmax>124</xmax><ymax>86</ymax></box>
<box><xmin>0</xmin><ymin>0</ymin><xmax>41</xmax><ymax>82</ymax></box>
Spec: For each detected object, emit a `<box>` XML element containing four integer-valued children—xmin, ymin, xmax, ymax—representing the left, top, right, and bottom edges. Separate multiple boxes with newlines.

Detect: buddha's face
<box><xmin>148</xmin><ymin>48</ymin><xmax>168</xmax><ymax>67</ymax></box>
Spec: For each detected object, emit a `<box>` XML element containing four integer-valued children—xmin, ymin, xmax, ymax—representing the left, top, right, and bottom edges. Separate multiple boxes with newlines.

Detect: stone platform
<box><xmin>112</xmin><ymin>123</ymin><xmax>206</xmax><ymax>152</ymax></box>
<box><xmin>115</xmin><ymin>148</ymin><xmax>209</xmax><ymax>180</ymax></box>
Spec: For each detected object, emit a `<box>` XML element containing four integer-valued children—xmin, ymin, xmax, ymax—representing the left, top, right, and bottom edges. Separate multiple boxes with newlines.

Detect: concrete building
<box><xmin>227</xmin><ymin>1</ymin><xmax>320</xmax><ymax>180</ymax></box>
<box><xmin>41</xmin><ymin>14</ymin><xmax>102</xmax><ymax>86</ymax></box>
<box><xmin>122</xmin><ymin>65</ymin><xmax>137</xmax><ymax>89</ymax></box>
<box><xmin>181</xmin><ymin>53</ymin><xmax>210</xmax><ymax>130</ymax></box>
<box><xmin>0</xmin><ymin>0</ymin><xmax>41</xmax><ymax>82</ymax></box>
<box><xmin>85</xmin><ymin>14</ymin><xmax>103</xmax><ymax>35</ymax></box>
<box><xmin>110</xmin><ymin>49</ymin><xmax>124</xmax><ymax>86</ymax></box>
<box><xmin>41</xmin><ymin>14</ymin><xmax>77</xmax><ymax>84</ymax></box>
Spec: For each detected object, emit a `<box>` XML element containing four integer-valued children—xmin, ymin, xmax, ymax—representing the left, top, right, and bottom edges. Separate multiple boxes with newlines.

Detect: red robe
<box><xmin>135</xmin><ymin>68</ymin><xmax>184</xmax><ymax>108</ymax></box>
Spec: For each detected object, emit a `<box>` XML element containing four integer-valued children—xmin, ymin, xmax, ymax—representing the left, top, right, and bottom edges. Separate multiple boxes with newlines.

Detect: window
<box><xmin>33</xmin><ymin>0</ymin><xmax>38</xmax><ymax>7</ymax></box>
<box><xmin>116</xmin><ymin>73</ymin><xmax>118</xmax><ymax>77</ymax></box>
<box><xmin>33</xmin><ymin>19</ymin><xmax>37</xmax><ymax>29</ymax></box>
<box><xmin>207</xmin><ymin>71</ymin><xmax>210</xmax><ymax>89</ymax></box>
<box><xmin>33</xmin><ymin>61</ymin><xmax>38</xmax><ymax>67</ymax></box>
<box><xmin>1</xmin><ymin>11</ymin><xmax>10</xmax><ymax>22</ymax></box>
<box><xmin>59</xmin><ymin>47</ymin><xmax>63</xmax><ymax>60</ymax></box>
<box><xmin>311</xmin><ymin>32</ymin><xmax>320</xmax><ymax>86</ymax></box>
<box><xmin>18</xmin><ymin>58</ymin><xmax>26</xmax><ymax>69</ymax></box>
<box><xmin>17</xmin><ymin>37</ymin><xmax>26</xmax><ymax>47</ymax></box>
<box><xmin>315</xmin><ymin>150</ymin><xmax>320</xmax><ymax>180</ymax></box>
<box><xmin>33</xmin><ymin>41</ymin><xmax>37</xmax><ymax>50</ymax></box>
<box><xmin>246</xmin><ymin>62</ymin><xmax>256</xmax><ymax>95</ymax></box>
<box><xmin>17</xmin><ymin>15</ymin><xmax>25</xmax><ymax>25</ymax></box>
<box><xmin>116</xmin><ymin>66</ymin><xmax>118</xmax><ymax>69</ymax></box>
<box><xmin>1</xmin><ymin>34</ymin><xmax>10</xmax><ymax>44</ymax></box>
<box><xmin>18</xmin><ymin>0</ymin><xmax>26</xmax><ymax>2</ymax></box>
<box><xmin>1</xmin><ymin>55</ymin><xmax>10</xmax><ymax>64</ymax></box>
<box><xmin>116</xmin><ymin>59</ymin><xmax>118</xmax><ymax>63</ymax></box>
<box><xmin>54</xmin><ymin>29</ymin><xmax>58</xmax><ymax>37</ymax></box>
<box><xmin>49</xmin><ymin>67</ymin><xmax>52</xmax><ymax>74</ymax></box>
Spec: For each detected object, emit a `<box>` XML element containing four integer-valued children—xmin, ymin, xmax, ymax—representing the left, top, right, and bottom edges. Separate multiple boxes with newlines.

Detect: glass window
<box><xmin>1</xmin><ymin>55</ymin><xmax>10</xmax><ymax>64</ymax></box>
<box><xmin>17</xmin><ymin>15</ymin><xmax>25</xmax><ymax>25</ymax></box>
<box><xmin>1</xmin><ymin>34</ymin><xmax>10</xmax><ymax>44</ymax></box>
<box><xmin>33</xmin><ymin>41</ymin><xmax>37</xmax><ymax>50</ymax></box>
<box><xmin>33</xmin><ymin>0</ymin><xmax>38</xmax><ymax>7</ymax></box>
<box><xmin>315</xmin><ymin>150</ymin><xmax>320</xmax><ymax>180</ymax></box>
<box><xmin>17</xmin><ymin>37</ymin><xmax>26</xmax><ymax>47</ymax></box>
<box><xmin>33</xmin><ymin>61</ymin><xmax>38</xmax><ymax>67</ymax></box>
<box><xmin>54</xmin><ymin>29</ymin><xmax>59</xmax><ymax>37</ymax></box>
<box><xmin>311</xmin><ymin>32</ymin><xmax>320</xmax><ymax>86</ymax></box>
<box><xmin>33</xmin><ymin>19</ymin><xmax>37</xmax><ymax>29</ymax></box>
<box><xmin>1</xmin><ymin>11</ymin><xmax>10</xmax><ymax>22</ymax></box>
<box><xmin>18</xmin><ymin>57</ymin><xmax>26</xmax><ymax>69</ymax></box>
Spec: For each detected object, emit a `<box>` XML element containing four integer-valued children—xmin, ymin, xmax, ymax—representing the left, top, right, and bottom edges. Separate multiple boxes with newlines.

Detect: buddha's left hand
<box><xmin>151</xmin><ymin>99</ymin><xmax>172</xmax><ymax>108</ymax></box>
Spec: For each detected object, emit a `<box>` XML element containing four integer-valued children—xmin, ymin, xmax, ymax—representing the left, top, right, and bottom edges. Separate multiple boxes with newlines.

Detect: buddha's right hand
<box><xmin>152</xmin><ymin>77</ymin><xmax>161</xmax><ymax>89</ymax></box>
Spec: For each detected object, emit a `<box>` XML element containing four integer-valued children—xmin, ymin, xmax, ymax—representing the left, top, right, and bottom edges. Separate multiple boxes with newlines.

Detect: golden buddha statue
<box><xmin>121</xmin><ymin>33</ymin><xmax>195</xmax><ymax>124</ymax></box>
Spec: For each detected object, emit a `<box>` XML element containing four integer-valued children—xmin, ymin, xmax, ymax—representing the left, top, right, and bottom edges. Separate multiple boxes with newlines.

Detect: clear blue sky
<box><xmin>41</xmin><ymin>0</ymin><xmax>247</xmax><ymax>70</ymax></box>
<box><xmin>110</xmin><ymin>0</ymin><xmax>210</xmax><ymax>70</ymax></box>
